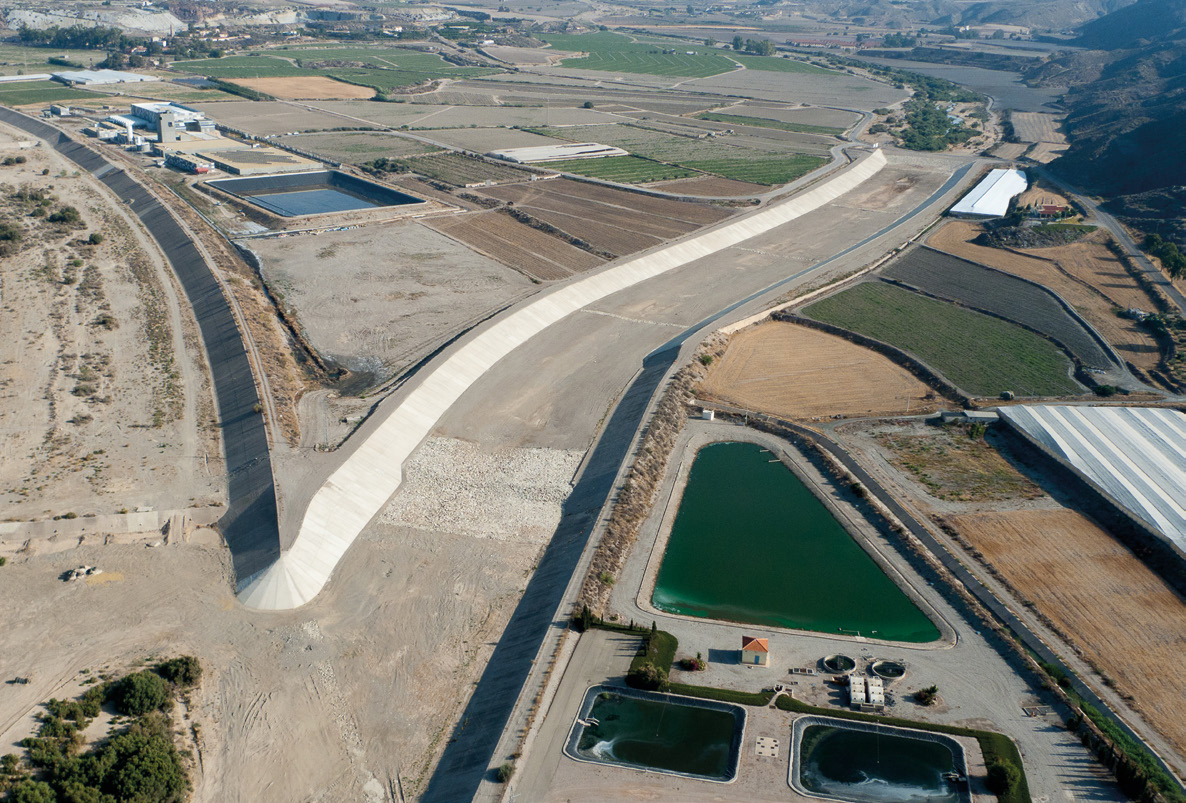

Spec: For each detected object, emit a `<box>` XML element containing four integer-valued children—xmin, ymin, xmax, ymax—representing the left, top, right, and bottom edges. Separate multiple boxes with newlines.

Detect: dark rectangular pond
<box><xmin>208</xmin><ymin>170</ymin><xmax>425</xmax><ymax>217</ymax></box>
<box><xmin>565</xmin><ymin>687</ymin><xmax>744</xmax><ymax>782</ymax></box>
<box><xmin>652</xmin><ymin>441</ymin><xmax>940</xmax><ymax>642</ymax></box>
<box><xmin>794</xmin><ymin>718</ymin><xmax>969</xmax><ymax>803</ymax></box>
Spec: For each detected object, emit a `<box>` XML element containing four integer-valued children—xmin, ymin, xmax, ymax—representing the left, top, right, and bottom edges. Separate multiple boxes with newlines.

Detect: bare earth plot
<box><xmin>928</xmin><ymin>222</ymin><xmax>1163</xmax><ymax>372</ymax></box>
<box><xmin>424</xmin><ymin>126</ymin><xmax>568</xmax><ymax>152</ymax></box>
<box><xmin>0</xmin><ymin>127</ymin><xmax>220</xmax><ymax>522</ymax></box>
<box><xmin>428</xmin><ymin>209</ymin><xmax>606</xmax><ymax>281</ymax></box>
<box><xmin>228</xmin><ymin>76</ymin><xmax>376</xmax><ymax>100</ymax></box>
<box><xmin>275</xmin><ymin>131</ymin><xmax>439</xmax><ymax>163</ymax></box>
<box><xmin>946</xmin><ymin>509</ymin><xmax>1186</xmax><ymax>764</ymax></box>
<box><xmin>698</xmin><ymin>321</ymin><xmax>941</xmax><ymax>419</ymax></box>
<box><xmin>648</xmin><ymin>175</ymin><xmax>767</xmax><ymax>196</ymax></box>
<box><xmin>1011</xmin><ymin>112</ymin><xmax>1065</xmax><ymax>144</ymax></box>
<box><xmin>476</xmin><ymin>178</ymin><xmax>732</xmax><ymax>257</ymax></box>
<box><xmin>248</xmin><ymin>222</ymin><xmax>533</xmax><ymax>381</ymax></box>
<box><xmin>187</xmin><ymin>100</ymin><xmax>358</xmax><ymax>135</ymax></box>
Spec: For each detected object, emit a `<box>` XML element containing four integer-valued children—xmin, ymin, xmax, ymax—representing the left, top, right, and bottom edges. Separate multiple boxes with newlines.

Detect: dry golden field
<box><xmin>947</xmin><ymin>509</ymin><xmax>1186</xmax><ymax>760</ymax></box>
<box><xmin>928</xmin><ymin>222</ymin><xmax>1162</xmax><ymax>371</ymax></box>
<box><xmin>228</xmin><ymin>76</ymin><xmax>376</xmax><ymax>100</ymax></box>
<box><xmin>698</xmin><ymin>321</ymin><xmax>940</xmax><ymax>419</ymax></box>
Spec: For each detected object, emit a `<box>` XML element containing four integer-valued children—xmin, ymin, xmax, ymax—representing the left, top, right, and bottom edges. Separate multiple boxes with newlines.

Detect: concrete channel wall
<box><xmin>0</xmin><ymin>108</ymin><xmax>282</xmax><ymax>582</ymax></box>
<box><xmin>239</xmin><ymin>148</ymin><xmax>889</xmax><ymax>610</ymax></box>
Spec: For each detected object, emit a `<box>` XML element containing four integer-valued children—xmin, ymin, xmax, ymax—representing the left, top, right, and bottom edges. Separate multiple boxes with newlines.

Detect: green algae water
<box><xmin>799</xmin><ymin>724</ymin><xmax>959</xmax><ymax>803</ymax></box>
<box><xmin>575</xmin><ymin>690</ymin><xmax>740</xmax><ymax>780</ymax></box>
<box><xmin>652</xmin><ymin>441</ymin><xmax>940</xmax><ymax>642</ymax></box>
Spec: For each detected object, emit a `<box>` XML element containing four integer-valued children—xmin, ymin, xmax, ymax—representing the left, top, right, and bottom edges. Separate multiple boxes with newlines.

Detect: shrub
<box><xmin>48</xmin><ymin>206</ymin><xmax>81</xmax><ymax>225</ymax></box>
<box><xmin>0</xmin><ymin>753</ymin><xmax>19</xmax><ymax>774</ymax></box>
<box><xmin>10</xmin><ymin>780</ymin><xmax>56</xmax><ymax>803</ymax></box>
<box><xmin>496</xmin><ymin>761</ymin><xmax>514</xmax><ymax>783</ymax></box>
<box><xmin>698</xmin><ymin>354</ymin><xmax>714</xmax><ymax>366</ymax></box>
<box><xmin>0</xmin><ymin>556</ymin><xmax>6</xmax><ymax>567</ymax></box>
<box><xmin>156</xmin><ymin>656</ymin><xmax>201</xmax><ymax>687</ymax></box>
<box><xmin>987</xmin><ymin>759</ymin><xmax>1020</xmax><ymax>795</ymax></box>
<box><xmin>110</xmin><ymin>671</ymin><xmax>169</xmax><ymax>716</ymax></box>
<box><xmin>913</xmin><ymin>685</ymin><xmax>938</xmax><ymax>705</ymax></box>
<box><xmin>87</xmin><ymin>232</ymin><xmax>104</xmax><ymax>245</ymax></box>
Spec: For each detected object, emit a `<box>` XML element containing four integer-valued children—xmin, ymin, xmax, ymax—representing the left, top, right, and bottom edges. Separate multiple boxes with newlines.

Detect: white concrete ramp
<box><xmin>239</xmin><ymin>149</ymin><xmax>888</xmax><ymax>610</ymax></box>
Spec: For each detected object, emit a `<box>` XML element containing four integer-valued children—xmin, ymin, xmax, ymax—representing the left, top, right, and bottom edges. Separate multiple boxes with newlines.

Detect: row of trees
<box><xmin>1143</xmin><ymin>233</ymin><xmax>1186</xmax><ymax>278</ymax></box>
<box><xmin>730</xmin><ymin>35</ymin><xmax>775</xmax><ymax>56</ymax></box>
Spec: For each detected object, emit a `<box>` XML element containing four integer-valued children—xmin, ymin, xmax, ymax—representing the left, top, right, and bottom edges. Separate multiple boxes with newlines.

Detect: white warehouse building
<box><xmin>950</xmin><ymin>168</ymin><xmax>1028</xmax><ymax>218</ymax></box>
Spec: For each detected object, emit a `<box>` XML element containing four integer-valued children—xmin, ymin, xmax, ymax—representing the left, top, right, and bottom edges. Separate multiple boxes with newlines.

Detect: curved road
<box><xmin>0</xmin><ymin>107</ymin><xmax>281</xmax><ymax>583</ymax></box>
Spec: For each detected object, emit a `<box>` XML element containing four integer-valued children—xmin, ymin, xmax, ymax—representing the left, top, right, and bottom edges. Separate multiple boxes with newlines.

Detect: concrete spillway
<box><xmin>238</xmin><ymin>148</ymin><xmax>888</xmax><ymax>610</ymax></box>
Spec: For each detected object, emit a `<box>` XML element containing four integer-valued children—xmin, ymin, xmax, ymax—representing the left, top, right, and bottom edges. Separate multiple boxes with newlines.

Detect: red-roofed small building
<box><xmin>741</xmin><ymin>636</ymin><xmax>770</xmax><ymax>667</ymax></box>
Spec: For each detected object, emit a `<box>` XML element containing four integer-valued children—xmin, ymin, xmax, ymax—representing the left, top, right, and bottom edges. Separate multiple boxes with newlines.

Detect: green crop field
<box><xmin>541</xmin><ymin>32</ymin><xmax>738</xmax><ymax>77</ymax></box>
<box><xmin>804</xmin><ymin>282</ymin><xmax>1082</xmax><ymax>397</ymax></box>
<box><xmin>0</xmin><ymin>80</ymin><xmax>100</xmax><ymax>106</ymax></box>
<box><xmin>682</xmin><ymin>155</ymin><xmax>826</xmax><ymax>185</ymax></box>
<box><xmin>0</xmin><ymin>44</ymin><xmax>99</xmax><ymax>75</ymax></box>
<box><xmin>537</xmin><ymin>155</ymin><xmax>697</xmax><ymax>183</ymax></box>
<box><xmin>696</xmin><ymin>112</ymin><xmax>845</xmax><ymax>136</ymax></box>
<box><xmin>173</xmin><ymin>56</ymin><xmax>313</xmax><ymax>78</ymax></box>
<box><xmin>733</xmin><ymin>54</ymin><xmax>833</xmax><ymax>74</ymax></box>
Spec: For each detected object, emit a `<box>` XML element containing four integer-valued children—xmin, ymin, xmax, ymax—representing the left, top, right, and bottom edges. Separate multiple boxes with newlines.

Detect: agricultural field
<box><xmin>946</xmin><ymin>509</ymin><xmax>1186</xmax><ymax>761</ymax></box>
<box><xmin>729</xmin><ymin>103</ymin><xmax>860</xmax><ymax>129</ymax></box>
<box><xmin>539</xmin><ymin>31</ymin><xmax>739</xmax><ymax>78</ymax></box>
<box><xmin>927</xmin><ymin>222</ymin><xmax>1164</xmax><ymax>373</ymax></box>
<box><xmin>648</xmin><ymin>175</ymin><xmax>767</xmax><ymax>197</ymax></box>
<box><xmin>428</xmin><ymin>208</ymin><xmax>606</xmax><ymax>281</ymax></box>
<box><xmin>476</xmin><ymin>178</ymin><xmax>732</xmax><ymax>257</ymax></box>
<box><xmin>1010</xmin><ymin>112</ymin><xmax>1065</xmax><ymax>144</ymax></box>
<box><xmin>881</xmin><ymin>247</ymin><xmax>1115</xmax><ymax>369</ymax></box>
<box><xmin>0</xmin><ymin>43</ymin><xmax>100</xmax><ymax>75</ymax></box>
<box><xmin>698</xmin><ymin>321</ymin><xmax>942</xmax><ymax>419</ymax></box>
<box><xmin>228</xmin><ymin>76</ymin><xmax>376</xmax><ymax>100</ymax></box>
<box><xmin>186</xmin><ymin>100</ymin><xmax>352</xmax><ymax>135</ymax></box>
<box><xmin>0</xmin><ymin>80</ymin><xmax>99</xmax><ymax>106</ymax></box>
<box><xmin>537</xmin><ymin>155</ymin><xmax>696</xmax><ymax>183</ymax></box>
<box><xmin>696</xmin><ymin>111</ymin><xmax>846</xmax><ymax>136</ymax></box>
<box><xmin>399</xmin><ymin>152</ymin><xmax>534</xmax><ymax>186</ymax></box>
<box><xmin>173</xmin><ymin>55</ymin><xmax>312</xmax><ymax>79</ymax></box>
<box><xmin>803</xmin><ymin>281</ymin><xmax>1084</xmax><ymax>397</ymax></box>
<box><xmin>277</xmin><ymin>132</ymin><xmax>439</xmax><ymax>163</ymax></box>
<box><xmin>532</xmin><ymin>124</ymin><xmax>827</xmax><ymax>185</ymax></box>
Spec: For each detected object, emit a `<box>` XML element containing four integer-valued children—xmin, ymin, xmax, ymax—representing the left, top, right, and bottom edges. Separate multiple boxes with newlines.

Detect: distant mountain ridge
<box><xmin>1073</xmin><ymin>0</ymin><xmax>1186</xmax><ymax>48</ymax></box>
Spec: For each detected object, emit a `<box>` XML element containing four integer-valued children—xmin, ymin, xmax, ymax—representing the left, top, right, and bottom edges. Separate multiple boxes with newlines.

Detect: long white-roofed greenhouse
<box><xmin>999</xmin><ymin>405</ymin><xmax>1186</xmax><ymax>555</ymax></box>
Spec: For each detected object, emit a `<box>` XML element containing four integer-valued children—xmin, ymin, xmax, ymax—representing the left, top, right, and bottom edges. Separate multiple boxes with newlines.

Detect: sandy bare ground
<box><xmin>648</xmin><ymin>175</ymin><xmax>767</xmax><ymax>197</ymax></box>
<box><xmin>0</xmin><ymin>440</ymin><xmax>579</xmax><ymax>801</ymax></box>
<box><xmin>697</xmin><ymin>321</ymin><xmax>941</xmax><ymax>420</ymax></box>
<box><xmin>945</xmin><ymin>509</ymin><xmax>1186</xmax><ymax>763</ymax></box>
<box><xmin>0</xmin><ymin>125</ymin><xmax>222</xmax><ymax>524</ymax></box>
<box><xmin>228</xmin><ymin>76</ymin><xmax>376</xmax><ymax>100</ymax></box>
<box><xmin>927</xmin><ymin>222</ymin><xmax>1163</xmax><ymax>372</ymax></box>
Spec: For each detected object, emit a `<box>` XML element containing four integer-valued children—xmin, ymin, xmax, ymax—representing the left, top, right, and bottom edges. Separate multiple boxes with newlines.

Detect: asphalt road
<box><xmin>421</xmin><ymin>158</ymin><xmax>977</xmax><ymax>801</ymax></box>
<box><xmin>0</xmin><ymin>108</ymin><xmax>281</xmax><ymax>583</ymax></box>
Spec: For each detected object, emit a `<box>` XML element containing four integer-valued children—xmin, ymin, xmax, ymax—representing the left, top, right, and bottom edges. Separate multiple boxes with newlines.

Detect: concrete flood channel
<box><xmin>652</xmin><ymin>441</ymin><xmax>941</xmax><ymax>642</ymax></box>
<box><xmin>791</xmin><ymin>716</ymin><xmax>970</xmax><ymax>803</ymax></box>
<box><xmin>565</xmin><ymin>686</ymin><xmax>745</xmax><ymax>782</ymax></box>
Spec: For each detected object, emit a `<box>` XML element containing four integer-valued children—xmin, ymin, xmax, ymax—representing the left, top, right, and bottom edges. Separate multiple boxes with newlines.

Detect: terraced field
<box><xmin>927</xmin><ymin>222</ymin><xmax>1164</xmax><ymax>372</ymax></box>
<box><xmin>428</xmin><ymin>209</ymin><xmax>606</xmax><ymax>281</ymax></box>
<box><xmin>532</xmin><ymin>124</ymin><xmax>828</xmax><ymax>185</ymax></box>
<box><xmin>803</xmin><ymin>282</ymin><xmax>1083</xmax><ymax>397</ymax></box>
<box><xmin>696</xmin><ymin>111</ymin><xmax>845</xmax><ymax>136</ymax></box>
<box><xmin>475</xmin><ymin>178</ymin><xmax>732</xmax><ymax>257</ymax></box>
<box><xmin>402</xmin><ymin>153</ymin><xmax>534</xmax><ymax>186</ymax></box>
<box><xmin>881</xmin><ymin>247</ymin><xmax>1115</xmax><ymax>369</ymax></box>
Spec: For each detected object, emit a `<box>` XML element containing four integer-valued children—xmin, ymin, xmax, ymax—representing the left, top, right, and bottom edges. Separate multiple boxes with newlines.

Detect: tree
<box><xmin>582</xmin><ymin>100</ymin><xmax>594</xmax><ymax>109</ymax></box>
<box><xmin>110</xmin><ymin>672</ymin><xmax>168</xmax><ymax>716</ymax></box>
<box><xmin>10</xmin><ymin>780</ymin><xmax>57</xmax><ymax>803</ymax></box>
<box><xmin>155</xmin><ymin>657</ymin><xmax>201</xmax><ymax>688</ymax></box>
<box><xmin>731</xmin><ymin>34</ymin><xmax>743</xmax><ymax>50</ymax></box>
<box><xmin>986</xmin><ymin>759</ymin><xmax>1019</xmax><ymax>795</ymax></box>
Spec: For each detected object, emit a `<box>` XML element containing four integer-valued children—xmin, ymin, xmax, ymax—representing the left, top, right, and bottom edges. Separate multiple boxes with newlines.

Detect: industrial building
<box><xmin>949</xmin><ymin>168</ymin><xmax>1028</xmax><ymax>218</ymax></box>
<box><xmin>51</xmin><ymin>69</ymin><xmax>159</xmax><ymax>86</ymax></box>
<box><xmin>486</xmin><ymin>142</ymin><xmax>629</xmax><ymax>164</ymax></box>
<box><xmin>848</xmin><ymin>675</ymin><xmax>885</xmax><ymax>711</ymax></box>
<box><xmin>999</xmin><ymin>405</ymin><xmax>1186</xmax><ymax>556</ymax></box>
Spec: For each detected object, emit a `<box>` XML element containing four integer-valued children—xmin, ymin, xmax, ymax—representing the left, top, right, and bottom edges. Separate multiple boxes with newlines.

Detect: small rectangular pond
<box><xmin>792</xmin><ymin>716</ymin><xmax>971</xmax><ymax>803</ymax></box>
<box><xmin>207</xmin><ymin>170</ymin><xmax>426</xmax><ymax>218</ymax></box>
<box><xmin>652</xmin><ymin>441</ymin><xmax>940</xmax><ymax>642</ymax></box>
<box><xmin>565</xmin><ymin>686</ymin><xmax>745</xmax><ymax>782</ymax></box>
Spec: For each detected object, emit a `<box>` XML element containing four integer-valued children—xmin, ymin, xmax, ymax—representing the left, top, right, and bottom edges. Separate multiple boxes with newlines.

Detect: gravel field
<box><xmin>382</xmin><ymin>437</ymin><xmax>582</xmax><ymax>542</ymax></box>
<box><xmin>248</xmin><ymin>222</ymin><xmax>534</xmax><ymax>383</ymax></box>
<box><xmin>881</xmin><ymin>246</ymin><xmax>1115</xmax><ymax>369</ymax></box>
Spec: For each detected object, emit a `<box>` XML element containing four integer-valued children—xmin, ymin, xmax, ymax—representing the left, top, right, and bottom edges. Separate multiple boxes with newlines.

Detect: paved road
<box><xmin>421</xmin><ymin>158</ymin><xmax>977</xmax><ymax>802</ymax></box>
<box><xmin>0</xmin><ymin>108</ymin><xmax>281</xmax><ymax>583</ymax></box>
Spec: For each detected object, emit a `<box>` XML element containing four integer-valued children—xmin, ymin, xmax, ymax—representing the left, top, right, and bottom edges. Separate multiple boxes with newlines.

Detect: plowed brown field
<box><xmin>947</xmin><ymin>509</ymin><xmax>1186</xmax><ymax>760</ymax></box>
<box><xmin>428</xmin><ymin>209</ymin><xmax>605</xmax><ymax>281</ymax></box>
<box><xmin>928</xmin><ymin>222</ymin><xmax>1162</xmax><ymax>370</ymax></box>
<box><xmin>228</xmin><ymin>76</ymin><xmax>376</xmax><ymax>100</ymax></box>
<box><xmin>698</xmin><ymin>321</ymin><xmax>941</xmax><ymax>419</ymax></box>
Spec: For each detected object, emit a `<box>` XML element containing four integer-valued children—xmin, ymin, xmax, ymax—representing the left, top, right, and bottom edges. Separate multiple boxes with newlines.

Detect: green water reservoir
<box><xmin>652</xmin><ymin>441</ymin><xmax>940</xmax><ymax>642</ymax></box>
<box><xmin>572</xmin><ymin>689</ymin><xmax>742</xmax><ymax>780</ymax></box>
<box><xmin>798</xmin><ymin>723</ymin><xmax>962</xmax><ymax>803</ymax></box>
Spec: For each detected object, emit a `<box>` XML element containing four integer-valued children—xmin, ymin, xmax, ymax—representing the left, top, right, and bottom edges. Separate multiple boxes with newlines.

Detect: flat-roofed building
<box><xmin>52</xmin><ymin>69</ymin><xmax>159</xmax><ymax>86</ymax></box>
